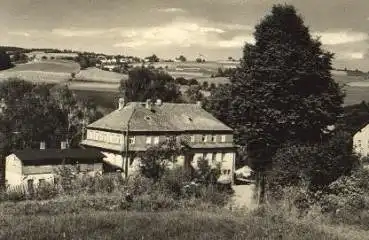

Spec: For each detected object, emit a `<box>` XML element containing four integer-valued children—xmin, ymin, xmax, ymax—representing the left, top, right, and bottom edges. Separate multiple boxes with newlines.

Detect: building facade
<box><xmin>5</xmin><ymin>148</ymin><xmax>104</xmax><ymax>190</ymax></box>
<box><xmin>80</xmin><ymin>99</ymin><xmax>236</xmax><ymax>183</ymax></box>
<box><xmin>353</xmin><ymin>124</ymin><xmax>369</xmax><ymax>157</ymax></box>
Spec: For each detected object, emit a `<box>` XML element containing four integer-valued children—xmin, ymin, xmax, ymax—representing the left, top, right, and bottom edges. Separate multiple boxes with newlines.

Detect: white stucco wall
<box><xmin>5</xmin><ymin>154</ymin><xmax>22</xmax><ymax>187</ymax></box>
<box><xmin>353</xmin><ymin>124</ymin><xmax>369</xmax><ymax>157</ymax></box>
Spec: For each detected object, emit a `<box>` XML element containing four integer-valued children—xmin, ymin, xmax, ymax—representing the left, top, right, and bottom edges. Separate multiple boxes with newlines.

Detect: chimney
<box><xmin>145</xmin><ymin>99</ymin><xmax>152</xmax><ymax>110</ymax></box>
<box><xmin>118</xmin><ymin>97</ymin><xmax>125</xmax><ymax>110</ymax></box>
<box><xmin>155</xmin><ymin>99</ymin><xmax>162</xmax><ymax>106</ymax></box>
<box><xmin>61</xmin><ymin>141</ymin><xmax>67</xmax><ymax>150</ymax></box>
<box><xmin>196</xmin><ymin>101</ymin><xmax>202</xmax><ymax>108</ymax></box>
<box><xmin>40</xmin><ymin>141</ymin><xmax>46</xmax><ymax>150</ymax></box>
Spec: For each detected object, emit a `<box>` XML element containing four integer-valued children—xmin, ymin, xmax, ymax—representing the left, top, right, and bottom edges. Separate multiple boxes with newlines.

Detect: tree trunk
<box><xmin>256</xmin><ymin>170</ymin><xmax>266</xmax><ymax>205</ymax></box>
<box><xmin>259</xmin><ymin>171</ymin><xmax>266</xmax><ymax>204</ymax></box>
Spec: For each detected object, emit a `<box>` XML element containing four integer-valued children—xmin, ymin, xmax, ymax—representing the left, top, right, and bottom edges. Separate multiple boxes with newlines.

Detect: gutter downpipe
<box><xmin>124</xmin><ymin>108</ymin><xmax>134</xmax><ymax>179</ymax></box>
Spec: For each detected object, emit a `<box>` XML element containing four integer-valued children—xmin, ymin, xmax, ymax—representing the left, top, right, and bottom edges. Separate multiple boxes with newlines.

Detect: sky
<box><xmin>1</xmin><ymin>0</ymin><xmax>369</xmax><ymax>70</ymax></box>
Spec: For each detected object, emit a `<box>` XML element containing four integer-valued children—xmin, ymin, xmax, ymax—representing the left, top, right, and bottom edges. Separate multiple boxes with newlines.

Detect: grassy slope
<box><xmin>0</xmin><ymin>209</ymin><xmax>348</xmax><ymax>240</ymax></box>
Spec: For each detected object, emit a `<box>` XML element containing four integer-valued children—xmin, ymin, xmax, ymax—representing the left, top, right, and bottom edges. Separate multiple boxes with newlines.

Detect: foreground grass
<box><xmin>0</xmin><ymin>209</ymin><xmax>343</xmax><ymax>240</ymax></box>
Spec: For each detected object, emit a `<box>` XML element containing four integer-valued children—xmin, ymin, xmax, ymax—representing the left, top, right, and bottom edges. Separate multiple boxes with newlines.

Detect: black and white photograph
<box><xmin>0</xmin><ymin>0</ymin><xmax>369</xmax><ymax>239</ymax></box>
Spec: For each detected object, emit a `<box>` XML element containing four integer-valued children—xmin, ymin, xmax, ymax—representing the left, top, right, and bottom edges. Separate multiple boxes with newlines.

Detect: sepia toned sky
<box><xmin>1</xmin><ymin>0</ymin><xmax>369</xmax><ymax>70</ymax></box>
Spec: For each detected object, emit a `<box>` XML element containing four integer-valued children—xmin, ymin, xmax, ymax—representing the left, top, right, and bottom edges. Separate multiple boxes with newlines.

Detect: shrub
<box><xmin>34</xmin><ymin>182</ymin><xmax>59</xmax><ymax>200</ymax></box>
<box><xmin>2</xmin><ymin>186</ymin><xmax>27</xmax><ymax>202</ymax></box>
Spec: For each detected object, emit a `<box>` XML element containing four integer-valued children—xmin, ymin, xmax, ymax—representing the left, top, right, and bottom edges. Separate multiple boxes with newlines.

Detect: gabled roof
<box><xmin>87</xmin><ymin>102</ymin><xmax>233</xmax><ymax>132</ymax></box>
<box><xmin>12</xmin><ymin>148</ymin><xmax>105</xmax><ymax>165</ymax></box>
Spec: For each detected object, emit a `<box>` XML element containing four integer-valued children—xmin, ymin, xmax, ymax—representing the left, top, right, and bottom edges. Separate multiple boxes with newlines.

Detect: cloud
<box><xmin>49</xmin><ymin>21</ymin><xmax>253</xmax><ymax>50</ymax></box>
<box><xmin>156</xmin><ymin>8</ymin><xmax>186</xmax><ymax>13</ymax></box>
<box><xmin>52</xmin><ymin>28</ymin><xmax>109</xmax><ymax>37</ymax></box>
<box><xmin>314</xmin><ymin>30</ymin><xmax>368</xmax><ymax>45</ymax></box>
<box><xmin>220</xmin><ymin>23</ymin><xmax>254</xmax><ymax>31</ymax></box>
<box><xmin>217</xmin><ymin>35</ymin><xmax>255</xmax><ymax>48</ymax></box>
<box><xmin>8</xmin><ymin>31</ymin><xmax>31</xmax><ymax>37</ymax></box>
<box><xmin>114</xmin><ymin>21</ymin><xmax>229</xmax><ymax>48</ymax></box>
<box><xmin>113</xmin><ymin>40</ymin><xmax>147</xmax><ymax>48</ymax></box>
<box><xmin>336</xmin><ymin>51</ymin><xmax>366</xmax><ymax>60</ymax></box>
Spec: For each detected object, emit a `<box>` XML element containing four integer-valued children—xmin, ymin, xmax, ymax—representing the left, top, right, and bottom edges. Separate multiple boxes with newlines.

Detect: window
<box><xmin>27</xmin><ymin>179</ymin><xmax>34</xmax><ymax>193</ymax></box>
<box><xmin>87</xmin><ymin>131</ymin><xmax>92</xmax><ymax>139</ymax></box>
<box><xmin>190</xmin><ymin>135</ymin><xmax>195</xmax><ymax>143</ymax></box>
<box><xmin>221</xmin><ymin>135</ymin><xmax>226</xmax><ymax>143</ymax></box>
<box><xmin>221</xmin><ymin>153</ymin><xmax>226</xmax><ymax>161</ymax></box>
<box><xmin>358</xmin><ymin>140</ymin><xmax>362</xmax><ymax>147</ymax></box>
<box><xmin>128</xmin><ymin>136</ymin><xmax>135</xmax><ymax>145</ymax></box>
<box><xmin>154</xmin><ymin>136</ymin><xmax>159</xmax><ymax>145</ymax></box>
<box><xmin>202</xmin><ymin>135</ymin><xmax>207</xmax><ymax>142</ymax></box>
<box><xmin>39</xmin><ymin>179</ymin><xmax>45</xmax><ymax>186</ymax></box>
<box><xmin>54</xmin><ymin>177</ymin><xmax>60</xmax><ymax>185</ymax></box>
<box><xmin>146</xmin><ymin>136</ymin><xmax>152</xmax><ymax>145</ymax></box>
<box><xmin>211</xmin><ymin>153</ymin><xmax>216</xmax><ymax>163</ymax></box>
<box><xmin>211</xmin><ymin>135</ymin><xmax>216</xmax><ymax>143</ymax></box>
<box><xmin>87</xmin><ymin>164</ymin><xmax>94</xmax><ymax>171</ymax></box>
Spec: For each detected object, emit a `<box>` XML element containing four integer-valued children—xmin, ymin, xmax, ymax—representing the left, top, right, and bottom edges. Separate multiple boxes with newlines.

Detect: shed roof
<box><xmin>12</xmin><ymin>148</ymin><xmax>105</xmax><ymax>165</ymax></box>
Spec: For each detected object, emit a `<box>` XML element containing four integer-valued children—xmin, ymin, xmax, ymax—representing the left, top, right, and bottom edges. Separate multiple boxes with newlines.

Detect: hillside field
<box><xmin>1</xmin><ymin>60</ymin><xmax>369</xmax><ymax>107</ymax></box>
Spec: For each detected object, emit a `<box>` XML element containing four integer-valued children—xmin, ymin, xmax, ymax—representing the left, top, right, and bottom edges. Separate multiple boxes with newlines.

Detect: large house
<box><xmin>5</xmin><ymin>143</ymin><xmax>104</xmax><ymax>190</ymax></box>
<box><xmin>80</xmin><ymin>98</ymin><xmax>236</xmax><ymax>183</ymax></box>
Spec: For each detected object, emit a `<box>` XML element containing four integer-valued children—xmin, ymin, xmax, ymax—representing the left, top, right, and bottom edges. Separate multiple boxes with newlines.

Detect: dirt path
<box><xmin>229</xmin><ymin>184</ymin><xmax>257</xmax><ymax>210</ymax></box>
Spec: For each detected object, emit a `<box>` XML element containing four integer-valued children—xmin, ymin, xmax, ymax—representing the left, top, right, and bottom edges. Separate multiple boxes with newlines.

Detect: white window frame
<box><xmin>154</xmin><ymin>136</ymin><xmax>159</xmax><ymax>145</ymax></box>
<box><xmin>211</xmin><ymin>153</ymin><xmax>216</xmax><ymax>163</ymax></box>
<box><xmin>202</xmin><ymin>135</ymin><xmax>208</xmax><ymax>142</ymax></box>
<box><xmin>221</xmin><ymin>135</ymin><xmax>226</xmax><ymax>143</ymax></box>
<box><xmin>146</xmin><ymin>136</ymin><xmax>152</xmax><ymax>145</ymax></box>
<box><xmin>128</xmin><ymin>136</ymin><xmax>135</xmax><ymax>145</ymax></box>
<box><xmin>190</xmin><ymin>135</ymin><xmax>195</xmax><ymax>143</ymax></box>
<box><xmin>212</xmin><ymin>135</ymin><xmax>217</xmax><ymax>143</ymax></box>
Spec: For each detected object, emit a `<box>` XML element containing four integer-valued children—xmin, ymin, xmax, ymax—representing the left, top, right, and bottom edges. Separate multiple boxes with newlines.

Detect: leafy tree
<box><xmin>0</xmin><ymin>79</ymin><xmax>69</xmax><ymax>152</ymax></box>
<box><xmin>188</xmin><ymin>78</ymin><xmax>199</xmax><ymax>86</ymax></box>
<box><xmin>175</xmin><ymin>77</ymin><xmax>188</xmax><ymax>85</ymax></box>
<box><xmin>177</xmin><ymin>55</ymin><xmax>187</xmax><ymax>62</ymax></box>
<box><xmin>52</xmin><ymin>85</ymin><xmax>103</xmax><ymax>147</ymax></box>
<box><xmin>12</xmin><ymin>51</ymin><xmax>28</xmax><ymax>63</ymax></box>
<box><xmin>205</xmin><ymin>4</ymin><xmax>345</xmax><ymax>202</ymax></box>
<box><xmin>202</xmin><ymin>81</ymin><xmax>209</xmax><ymax>90</ymax></box>
<box><xmin>138</xmin><ymin>137</ymin><xmax>184</xmax><ymax>182</ymax></box>
<box><xmin>77</xmin><ymin>54</ymin><xmax>90</xmax><ymax>69</ymax></box>
<box><xmin>269</xmin><ymin>130</ymin><xmax>359</xmax><ymax>196</ymax></box>
<box><xmin>120</xmin><ymin>67</ymin><xmax>182</xmax><ymax>102</ymax></box>
<box><xmin>185</xmin><ymin>85</ymin><xmax>204</xmax><ymax>103</ymax></box>
<box><xmin>337</xmin><ymin>101</ymin><xmax>369</xmax><ymax>136</ymax></box>
<box><xmin>195</xmin><ymin>157</ymin><xmax>221</xmax><ymax>185</ymax></box>
<box><xmin>145</xmin><ymin>54</ymin><xmax>159</xmax><ymax>63</ymax></box>
<box><xmin>208</xmin><ymin>83</ymin><xmax>216</xmax><ymax>91</ymax></box>
<box><xmin>0</xmin><ymin>51</ymin><xmax>13</xmax><ymax>70</ymax></box>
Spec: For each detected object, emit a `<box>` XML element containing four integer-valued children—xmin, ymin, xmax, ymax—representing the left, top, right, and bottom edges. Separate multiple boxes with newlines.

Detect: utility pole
<box><xmin>123</xmin><ymin>108</ymin><xmax>134</xmax><ymax>179</ymax></box>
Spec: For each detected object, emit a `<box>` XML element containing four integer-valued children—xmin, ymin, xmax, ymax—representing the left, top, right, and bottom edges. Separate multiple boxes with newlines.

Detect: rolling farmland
<box><xmin>1</xmin><ymin>59</ymin><xmax>369</xmax><ymax>108</ymax></box>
